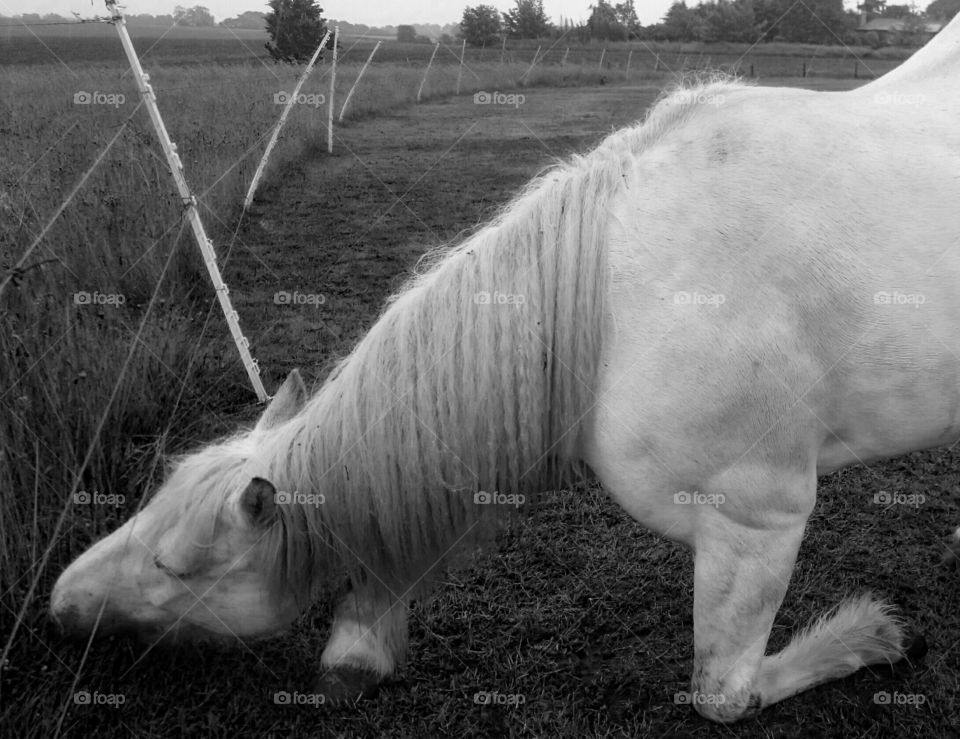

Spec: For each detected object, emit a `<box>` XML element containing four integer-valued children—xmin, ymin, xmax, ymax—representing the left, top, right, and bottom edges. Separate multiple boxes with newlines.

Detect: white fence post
<box><xmin>456</xmin><ymin>38</ymin><xmax>466</xmax><ymax>95</ymax></box>
<box><xmin>417</xmin><ymin>42</ymin><xmax>440</xmax><ymax>102</ymax></box>
<box><xmin>245</xmin><ymin>29</ymin><xmax>331</xmax><ymax>212</ymax></box>
<box><xmin>339</xmin><ymin>40</ymin><xmax>381</xmax><ymax>122</ymax></box>
<box><xmin>521</xmin><ymin>45</ymin><xmax>541</xmax><ymax>81</ymax></box>
<box><xmin>105</xmin><ymin>0</ymin><xmax>268</xmax><ymax>402</ymax></box>
<box><xmin>327</xmin><ymin>25</ymin><xmax>339</xmax><ymax>154</ymax></box>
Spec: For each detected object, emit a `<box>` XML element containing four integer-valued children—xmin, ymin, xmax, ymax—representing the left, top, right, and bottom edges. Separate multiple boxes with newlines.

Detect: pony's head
<box><xmin>50</xmin><ymin>370</ymin><xmax>311</xmax><ymax>644</ymax></box>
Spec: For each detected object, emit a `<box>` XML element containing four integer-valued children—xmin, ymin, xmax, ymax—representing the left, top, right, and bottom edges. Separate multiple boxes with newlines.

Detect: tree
<box><xmin>221</xmin><ymin>11</ymin><xmax>266</xmax><ymax>29</ymax></box>
<box><xmin>614</xmin><ymin>1</ymin><xmax>642</xmax><ymax>37</ymax></box>
<box><xmin>754</xmin><ymin>0</ymin><xmax>848</xmax><ymax>43</ymax></box>
<box><xmin>173</xmin><ymin>6</ymin><xmax>215</xmax><ymax>27</ymax></box>
<box><xmin>396</xmin><ymin>24</ymin><xmax>417</xmax><ymax>42</ymax></box>
<box><xmin>881</xmin><ymin>3</ymin><xmax>916</xmax><ymax>17</ymax></box>
<box><xmin>502</xmin><ymin>0</ymin><xmax>553</xmax><ymax>39</ymax></box>
<box><xmin>660</xmin><ymin>1</ymin><xmax>705</xmax><ymax>40</ymax></box>
<box><xmin>265</xmin><ymin>0</ymin><xmax>330</xmax><ymax>63</ymax></box>
<box><xmin>702</xmin><ymin>0</ymin><xmax>759</xmax><ymax>43</ymax></box>
<box><xmin>925</xmin><ymin>0</ymin><xmax>960</xmax><ymax>20</ymax></box>
<box><xmin>588</xmin><ymin>1</ymin><xmax>628</xmax><ymax>40</ymax></box>
<box><xmin>460</xmin><ymin>5</ymin><xmax>503</xmax><ymax>46</ymax></box>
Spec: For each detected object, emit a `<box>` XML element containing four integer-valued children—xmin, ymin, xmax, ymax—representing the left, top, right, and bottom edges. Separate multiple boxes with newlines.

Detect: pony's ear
<box><xmin>239</xmin><ymin>477</ymin><xmax>277</xmax><ymax>527</ymax></box>
<box><xmin>256</xmin><ymin>369</ymin><xmax>307</xmax><ymax>431</ymax></box>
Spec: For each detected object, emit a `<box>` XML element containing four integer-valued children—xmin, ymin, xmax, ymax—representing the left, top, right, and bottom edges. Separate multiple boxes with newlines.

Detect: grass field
<box><xmin>2</xmin><ymin>22</ymin><xmax>957</xmax><ymax>739</ymax></box>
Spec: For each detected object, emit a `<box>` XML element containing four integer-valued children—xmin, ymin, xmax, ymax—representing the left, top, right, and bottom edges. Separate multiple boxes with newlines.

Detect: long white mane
<box><xmin>210</xmin><ymin>79</ymin><xmax>745</xmax><ymax>601</ymax></box>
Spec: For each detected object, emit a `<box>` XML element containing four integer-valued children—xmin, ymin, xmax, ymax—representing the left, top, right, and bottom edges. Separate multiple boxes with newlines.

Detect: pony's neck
<box><xmin>258</xmin><ymin>149</ymin><xmax>614</xmax><ymax>587</ymax></box>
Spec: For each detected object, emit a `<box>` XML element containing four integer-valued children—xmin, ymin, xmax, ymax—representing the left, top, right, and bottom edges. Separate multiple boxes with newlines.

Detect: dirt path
<box><xmin>224</xmin><ymin>86</ymin><xmax>663</xmax><ymax>395</ymax></box>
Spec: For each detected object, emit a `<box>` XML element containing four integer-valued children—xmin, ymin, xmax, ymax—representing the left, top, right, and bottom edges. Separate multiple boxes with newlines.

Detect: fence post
<box><xmin>750</xmin><ymin>62</ymin><xmax>755</xmax><ymax>77</ymax></box>
<box><xmin>521</xmin><ymin>45</ymin><xmax>541</xmax><ymax>80</ymax></box>
<box><xmin>327</xmin><ymin>25</ymin><xmax>339</xmax><ymax>154</ymax></box>
<box><xmin>562</xmin><ymin>47</ymin><xmax>569</xmax><ymax>66</ymax></box>
<box><xmin>599</xmin><ymin>48</ymin><xmax>606</xmax><ymax>69</ymax></box>
<box><xmin>625</xmin><ymin>49</ymin><xmax>632</xmax><ymax>79</ymax></box>
<box><xmin>339</xmin><ymin>40</ymin><xmax>380</xmax><ymax>122</ymax></box>
<box><xmin>417</xmin><ymin>42</ymin><xmax>440</xmax><ymax>102</ymax></box>
<box><xmin>654</xmin><ymin>54</ymin><xmax>661</xmax><ymax>72</ymax></box>
<box><xmin>456</xmin><ymin>38</ymin><xmax>466</xmax><ymax>95</ymax></box>
<box><xmin>245</xmin><ymin>29</ymin><xmax>331</xmax><ymax>211</ymax></box>
<box><xmin>500</xmin><ymin>35</ymin><xmax>506</xmax><ymax>65</ymax></box>
<box><xmin>854</xmin><ymin>61</ymin><xmax>859</xmax><ymax>79</ymax></box>
<box><xmin>105</xmin><ymin>0</ymin><xmax>267</xmax><ymax>401</ymax></box>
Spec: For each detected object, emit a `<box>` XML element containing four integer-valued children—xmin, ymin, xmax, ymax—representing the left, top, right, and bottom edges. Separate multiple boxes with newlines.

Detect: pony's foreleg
<box><xmin>689</xmin><ymin>477</ymin><xmax>906</xmax><ymax>723</ymax></box>
<box><xmin>317</xmin><ymin>585</ymin><xmax>408</xmax><ymax>702</ymax></box>
<box><xmin>689</xmin><ymin>508</ymin><xmax>809</xmax><ymax>722</ymax></box>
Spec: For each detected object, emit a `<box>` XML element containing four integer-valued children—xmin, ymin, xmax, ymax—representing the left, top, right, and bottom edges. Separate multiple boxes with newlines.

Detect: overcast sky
<box><xmin>7</xmin><ymin>0</ymin><xmax>863</xmax><ymax>28</ymax></box>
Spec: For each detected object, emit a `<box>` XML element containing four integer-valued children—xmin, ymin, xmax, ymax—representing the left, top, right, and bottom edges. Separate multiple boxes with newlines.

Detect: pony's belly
<box><xmin>814</xmin><ymin>374</ymin><xmax>960</xmax><ymax>475</ymax></box>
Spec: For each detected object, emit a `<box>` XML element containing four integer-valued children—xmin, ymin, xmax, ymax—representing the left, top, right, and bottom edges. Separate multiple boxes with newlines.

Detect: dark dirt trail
<box><xmin>222</xmin><ymin>86</ymin><xmax>661</xmax><ymax>393</ymax></box>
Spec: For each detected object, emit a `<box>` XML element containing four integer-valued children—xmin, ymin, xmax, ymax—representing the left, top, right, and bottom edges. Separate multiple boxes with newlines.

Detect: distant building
<box><xmin>855</xmin><ymin>2</ymin><xmax>944</xmax><ymax>45</ymax></box>
<box><xmin>856</xmin><ymin>16</ymin><xmax>944</xmax><ymax>45</ymax></box>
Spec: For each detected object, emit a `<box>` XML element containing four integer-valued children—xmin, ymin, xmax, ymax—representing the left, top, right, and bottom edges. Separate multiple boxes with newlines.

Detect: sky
<box><xmin>7</xmin><ymin>0</ymin><xmax>863</xmax><ymax>28</ymax></box>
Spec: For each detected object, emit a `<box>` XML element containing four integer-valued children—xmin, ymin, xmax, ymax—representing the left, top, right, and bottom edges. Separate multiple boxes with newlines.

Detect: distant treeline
<box><xmin>459</xmin><ymin>0</ymin><xmax>960</xmax><ymax>47</ymax></box>
<box><xmin>0</xmin><ymin>10</ymin><xmax>457</xmax><ymax>40</ymax></box>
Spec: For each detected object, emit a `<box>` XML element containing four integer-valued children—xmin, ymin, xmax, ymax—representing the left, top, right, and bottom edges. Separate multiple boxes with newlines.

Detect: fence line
<box><xmin>245</xmin><ymin>29</ymin><xmax>331</xmax><ymax>212</ymax></box>
<box><xmin>339</xmin><ymin>40</ymin><xmax>381</xmax><ymax>122</ymax></box>
<box><xmin>327</xmin><ymin>25</ymin><xmax>339</xmax><ymax>154</ymax></box>
<box><xmin>107</xmin><ymin>0</ymin><xmax>267</xmax><ymax>402</ymax></box>
<box><xmin>417</xmin><ymin>42</ymin><xmax>439</xmax><ymax>102</ymax></box>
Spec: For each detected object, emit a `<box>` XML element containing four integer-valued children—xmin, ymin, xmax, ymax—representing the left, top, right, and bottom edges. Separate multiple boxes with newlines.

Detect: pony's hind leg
<box><xmin>317</xmin><ymin>583</ymin><xmax>408</xmax><ymax>702</ymax></box>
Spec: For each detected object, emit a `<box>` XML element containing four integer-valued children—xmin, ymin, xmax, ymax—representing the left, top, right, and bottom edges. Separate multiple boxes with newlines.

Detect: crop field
<box><xmin>1</xmin><ymin>21</ymin><xmax>958</xmax><ymax>739</ymax></box>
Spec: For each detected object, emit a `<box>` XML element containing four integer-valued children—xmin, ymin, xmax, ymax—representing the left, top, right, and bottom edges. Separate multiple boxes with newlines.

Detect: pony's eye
<box><xmin>154</xmin><ymin>557</ymin><xmax>190</xmax><ymax>579</ymax></box>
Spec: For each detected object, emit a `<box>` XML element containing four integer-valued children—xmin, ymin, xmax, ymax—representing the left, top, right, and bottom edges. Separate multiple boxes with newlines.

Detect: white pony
<box><xmin>51</xmin><ymin>16</ymin><xmax>960</xmax><ymax>722</ymax></box>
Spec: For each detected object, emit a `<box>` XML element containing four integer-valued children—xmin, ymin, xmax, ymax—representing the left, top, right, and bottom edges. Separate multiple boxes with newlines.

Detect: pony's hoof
<box><xmin>316</xmin><ymin>666</ymin><xmax>381</xmax><ymax>706</ymax></box>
